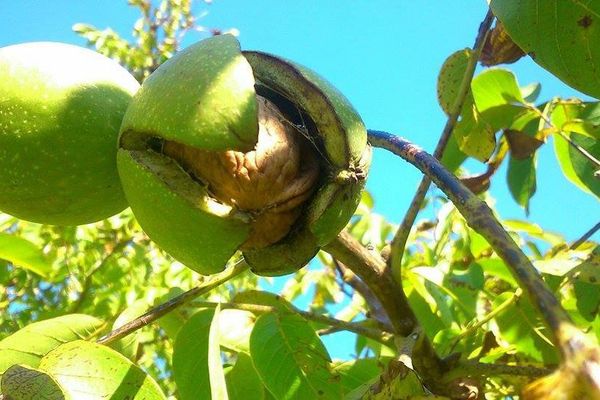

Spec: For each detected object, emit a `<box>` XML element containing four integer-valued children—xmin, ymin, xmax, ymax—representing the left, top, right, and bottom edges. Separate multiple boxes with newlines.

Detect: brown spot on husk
<box><xmin>578</xmin><ymin>15</ymin><xmax>593</xmax><ymax>29</ymax></box>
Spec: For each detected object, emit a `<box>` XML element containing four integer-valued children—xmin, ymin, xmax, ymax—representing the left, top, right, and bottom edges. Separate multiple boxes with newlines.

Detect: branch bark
<box><xmin>97</xmin><ymin>259</ymin><xmax>249</xmax><ymax>345</ymax></box>
<box><xmin>324</xmin><ymin>231</ymin><xmax>417</xmax><ymax>336</ymax></box>
<box><xmin>367</xmin><ymin>129</ymin><xmax>579</xmax><ymax>358</ymax></box>
<box><xmin>192</xmin><ymin>300</ymin><xmax>394</xmax><ymax>345</ymax></box>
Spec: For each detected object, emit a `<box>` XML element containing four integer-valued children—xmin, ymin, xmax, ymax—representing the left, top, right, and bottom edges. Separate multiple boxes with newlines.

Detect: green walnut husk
<box><xmin>0</xmin><ymin>42</ymin><xmax>140</xmax><ymax>225</ymax></box>
<box><xmin>117</xmin><ymin>35</ymin><xmax>371</xmax><ymax>276</ymax></box>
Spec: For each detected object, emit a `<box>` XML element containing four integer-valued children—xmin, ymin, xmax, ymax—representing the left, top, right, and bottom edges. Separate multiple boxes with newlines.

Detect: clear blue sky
<box><xmin>1</xmin><ymin>1</ymin><xmax>598</xmax><ymax>359</ymax></box>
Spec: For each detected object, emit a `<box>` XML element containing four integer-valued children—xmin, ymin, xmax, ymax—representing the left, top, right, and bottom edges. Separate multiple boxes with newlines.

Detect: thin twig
<box><xmin>527</xmin><ymin>101</ymin><xmax>600</xmax><ymax>170</ymax></box>
<box><xmin>570</xmin><ymin>221</ymin><xmax>600</xmax><ymax>250</ymax></box>
<box><xmin>368</xmin><ymin>130</ymin><xmax>577</xmax><ymax>359</ymax></box>
<box><xmin>97</xmin><ymin>259</ymin><xmax>249</xmax><ymax>345</ymax></box>
<box><xmin>557</xmin><ymin>130</ymin><xmax>600</xmax><ymax>169</ymax></box>
<box><xmin>389</xmin><ymin>9</ymin><xmax>495</xmax><ymax>274</ymax></box>
<box><xmin>191</xmin><ymin>300</ymin><xmax>394</xmax><ymax>345</ymax></box>
<box><xmin>333</xmin><ymin>259</ymin><xmax>393</xmax><ymax>330</ymax></box>
<box><xmin>450</xmin><ymin>289</ymin><xmax>522</xmax><ymax>352</ymax></box>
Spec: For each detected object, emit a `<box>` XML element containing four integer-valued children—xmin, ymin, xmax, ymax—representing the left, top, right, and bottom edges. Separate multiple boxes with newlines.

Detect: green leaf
<box><xmin>217</xmin><ymin>309</ymin><xmax>255</xmax><ymax>353</ymax></box>
<box><xmin>249</xmin><ymin>312</ymin><xmax>342</xmax><ymax>400</ymax></box>
<box><xmin>574</xmin><ymin>281</ymin><xmax>600</xmax><ymax>321</ymax></box>
<box><xmin>39</xmin><ymin>340</ymin><xmax>165</xmax><ymax>399</ymax></box>
<box><xmin>503</xmin><ymin>219</ymin><xmax>564</xmax><ymax>246</ymax></box>
<box><xmin>552</xmin><ymin>102</ymin><xmax>600</xmax><ymax>140</ymax></box>
<box><xmin>437</xmin><ymin>48</ymin><xmax>471</xmax><ymax>115</ymax></box>
<box><xmin>440</xmin><ymin>132</ymin><xmax>468</xmax><ymax>172</ymax></box>
<box><xmin>492</xmin><ymin>293</ymin><xmax>558</xmax><ymax>364</ymax></box>
<box><xmin>507</xmin><ymin>155</ymin><xmax>537</xmax><ymax>213</ymax></box>
<box><xmin>571</xmin><ymin>246</ymin><xmax>600</xmax><ymax>285</ymax></box>
<box><xmin>1</xmin><ymin>364</ymin><xmax>66</xmax><ymax>400</ymax></box>
<box><xmin>172</xmin><ymin>307</ymin><xmax>233</xmax><ymax>400</ymax></box>
<box><xmin>521</xmin><ymin>82</ymin><xmax>541</xmax><ymax>103</ymax></box>
<box><xmin>226</xmin><ymin>353</ymin><xmax>265</xmax><ymax>400</ymax></box>
<box><xmin>331</xmin><ymin>358</ymin><xmax>385</xmax><ymax>395</ymax></box>
<box><xmin>474</xmin><ymin>258</ymin><xmax>517</xmax><ymax>287</ymax></box>
<box><xmin>490</xmin><ymin>0</ymin><xmax>600</xmax><ymax>98</ymax></box>
<box><xmin>471</xmin><ymin>68</ymin><xmax>527</xmax><ymax>131</ymax></box>
<box><xmin>0</xmin><ymin>314</ymin><xmax>104</xmax><ymax>376</ymax></box>
<box><xmin>208</xmin><ymin>305</ymin><xmax>228</xmax><ymax>400</ymax></box>
<box><xmin>0</xmin><ymin>233</ymin><xmax>53</xmax><ymax>279</ymax></box>
<box><xmin>453</xmin><ymin>93</ymin><xmax>496</xmax><ymax>161</ymax></box>
<box><xmin>553</xmin><ymin>131</ymin><xmax>600</xmax><ymax>198</ymax></box>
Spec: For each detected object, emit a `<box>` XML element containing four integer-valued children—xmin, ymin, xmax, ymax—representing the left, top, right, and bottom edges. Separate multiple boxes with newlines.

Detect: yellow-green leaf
<box><xmin>0</xmin><ymin>233</ymin><xmax>53</xmax><ymax>279</ymax></box>
<box><xmin>0</xmin><ymin>314</ymin><xmax>104</xmax><ymax>377</ymax></box>
<box><xmin>39</xmin><ymin>340</ymin><xmax>165</xmax><ymax>400</ymax></box>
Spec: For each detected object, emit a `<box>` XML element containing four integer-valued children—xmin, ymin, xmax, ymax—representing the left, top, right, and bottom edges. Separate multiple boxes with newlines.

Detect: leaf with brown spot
<box><xmin>39</xmin><ymin>340</ymin><xmax>165</xmax><ymax>400</ymax></box>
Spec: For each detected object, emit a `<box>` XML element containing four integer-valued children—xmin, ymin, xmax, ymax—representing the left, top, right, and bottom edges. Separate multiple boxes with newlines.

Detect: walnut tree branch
<box><xmin>367</xmin><ymin>129</ymin><xmax>581</xmax><ymax>359</ymax></box>
<box><xmin>191</xmin><ymin>300</ymin><xmax>394</xmax><ymax>345</ymax></box>
<box><xmin>97</xmin><ymin>259</ymin><xmax>249</xmax><ymax>345</ymax></box>
<box><xmin>324</xmin><ymin>231</ymin><xmax>418</xmax><ymax>336</ymax></box>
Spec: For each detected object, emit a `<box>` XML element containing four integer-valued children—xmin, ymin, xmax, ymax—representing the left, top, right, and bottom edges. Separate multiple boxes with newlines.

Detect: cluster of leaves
<box><xmin>439</xmin><ymin>45</ymin><xmax>599</xmax><ymax>214</ymax></box>
<box><xmin>1</xmin><ymin>0</ymin><xmax>599</xmax><ymax>399</ymax></box>
<box><xmin>1</xmin><ymin>195</ymin><xmax>598</xmax><ymax>398</ymax></box>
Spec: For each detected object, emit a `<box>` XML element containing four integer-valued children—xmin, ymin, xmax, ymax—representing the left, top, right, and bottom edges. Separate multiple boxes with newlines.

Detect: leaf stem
<box><xmin>97</xmin><ymin>259</ymin><xmax>249</xmax><ymax>345</ymax></box>
<box><xmin>527</xmin><ymin>101</ymin><xmax>600</xmax><ymax>169</ymax></box>
<box><xmin>368</xmin><ymin>129</ymin><xmax>577</xmax><ymax>358</ymax></box>
<box><xmin>69</xmin><ymin>236</ymin><xmax>133</xmax><ymax>314</ymax></box>
<box><xmin>556</xmin><ymin>130</ymin><xmax>600</xmax><ymax>169</ymax></box>
<box><xmin>450</xmin><ymin>289</ymin><xmax>522</xmax><ymax>351</ymax></box>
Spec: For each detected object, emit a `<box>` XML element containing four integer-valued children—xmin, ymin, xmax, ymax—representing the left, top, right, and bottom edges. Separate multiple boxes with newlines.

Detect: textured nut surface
<box><xmin>163</xmin><ymin>96</ymin><xmax>320</xmax><ymax>248</ymax></box>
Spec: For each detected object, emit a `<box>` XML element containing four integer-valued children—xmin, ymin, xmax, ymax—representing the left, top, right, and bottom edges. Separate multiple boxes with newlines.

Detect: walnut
<box><xmin>163</xmin><ymin>96</ymin><xmax>320</xmax><ymax>249</ymax></box>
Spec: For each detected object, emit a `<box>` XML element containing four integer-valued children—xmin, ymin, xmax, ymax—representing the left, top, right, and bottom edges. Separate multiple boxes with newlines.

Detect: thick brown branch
<box><xmin>324</xmin><ymin>231</ymin><xmax>417</xmax><ymax>336</ymax></box>
<box><xmin>368</xmin><ymin>130</ymin><xmax>575</xmax><ymax>357</ymax></box>
<box><xmin>333</xmin><ymin>259</ymin><xmax>393</xmax><ymax>330</ymax></box>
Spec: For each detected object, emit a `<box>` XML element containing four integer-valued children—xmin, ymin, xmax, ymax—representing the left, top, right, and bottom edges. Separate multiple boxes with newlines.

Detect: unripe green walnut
<box><xmin>0</xmin><ymin>42</ymin><xmax>140</xmax><ymax>225</ymax></box>
<box><xmin>117</xmin><ymin>35</ymin><xmax>371</xmax><ymax>275</ymax></box>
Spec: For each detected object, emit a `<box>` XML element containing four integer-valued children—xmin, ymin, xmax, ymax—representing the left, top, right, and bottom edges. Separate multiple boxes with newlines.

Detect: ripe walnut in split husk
<box><xmin>117</xmin><ymin>35</ymin><xmax>371</xmax><ymax>275</ymax></box>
